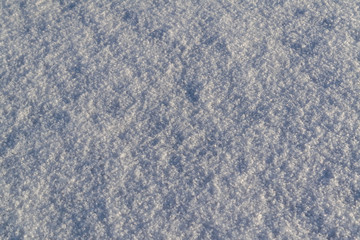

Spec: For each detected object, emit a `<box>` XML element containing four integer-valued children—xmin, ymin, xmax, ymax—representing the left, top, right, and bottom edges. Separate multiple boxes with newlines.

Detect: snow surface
<box><xmin>1</xmin><ymin>0</ymin><xmax>360</xmax><ymax>239</ymax></box>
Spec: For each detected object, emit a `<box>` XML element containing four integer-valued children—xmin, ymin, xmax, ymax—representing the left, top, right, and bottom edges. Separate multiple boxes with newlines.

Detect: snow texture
<box><xmin>1</xmin><ymin>0</ymin><xmax>360</xmax><ymax>239</ymax></box>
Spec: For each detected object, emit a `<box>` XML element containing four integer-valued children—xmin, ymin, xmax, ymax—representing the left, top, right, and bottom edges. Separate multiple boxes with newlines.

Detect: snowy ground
<box><xmin>1</xmin><ymin>0</ymin><xmax>360</xmax><ymax>239</ymax></box>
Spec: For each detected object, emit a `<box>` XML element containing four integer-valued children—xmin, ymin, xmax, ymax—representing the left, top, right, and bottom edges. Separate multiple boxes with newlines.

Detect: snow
<box><xmin>1</xmin><ymin>0</ymin><xmax>360</xmax><ymax>239</ymax></box>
